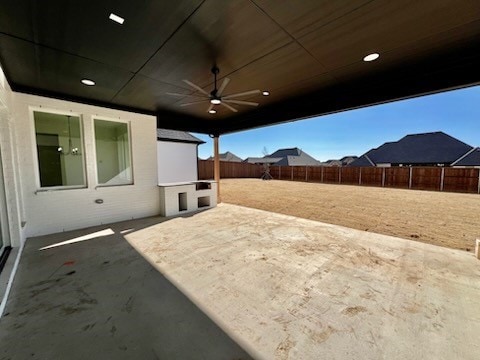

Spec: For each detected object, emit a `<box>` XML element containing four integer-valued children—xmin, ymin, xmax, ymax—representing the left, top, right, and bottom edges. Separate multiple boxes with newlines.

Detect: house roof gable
<box><xmin>356</xmin><ymin>132</ymin><xmax>473</xmax><ymax>165</ymax></box>
<box><xmin>157</xmin><ymin>128</ymin><xmax>204</xmax><ymax>144</ymax></box>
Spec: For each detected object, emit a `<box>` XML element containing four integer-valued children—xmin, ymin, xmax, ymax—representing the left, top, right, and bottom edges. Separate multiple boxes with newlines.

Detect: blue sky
<box><xmin>195</xmin><ymin>85</ymin><xmax>480</xmax><ymax>161</ymax></box>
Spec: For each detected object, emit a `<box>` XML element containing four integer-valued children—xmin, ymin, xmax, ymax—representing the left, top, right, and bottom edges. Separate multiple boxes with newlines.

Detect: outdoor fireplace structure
<box><xmin>158</xmin><ymin>181</ymin><xmax>217</xmax><ymax>217</ymax></box>
<box><xmin>156</xmin><ymin>128</ymin><xmax>216</xmax><ymax>216</ymax></box>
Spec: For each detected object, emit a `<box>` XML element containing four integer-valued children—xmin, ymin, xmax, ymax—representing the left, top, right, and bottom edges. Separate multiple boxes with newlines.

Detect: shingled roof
<box><xmin>350</xmin><ymin>132</ymin><xmax>473</xmax><ymax>166</ymax></box>
<box><xmin>156</xmin><ymin>128</ymin><xmax>204</xmax><ymax>144</ymax></box>
<box><xmin>265</xmin><ymin>148</ymin><xmax>321</xmax><ymax>166</ymax></box>
<box><xmin>452</xmin><ymin>147</ymin><xmax>480</xmax><ymax>166</ymax></box>
<box><xmin>208</xmin><ymin>151</ymin><xmax>243</xmax><ymax>162</ymax></box>
<box><xmin>244</xmin><ymin>157</ymin><xmax>282</xmax><ymax>164</ymax></box>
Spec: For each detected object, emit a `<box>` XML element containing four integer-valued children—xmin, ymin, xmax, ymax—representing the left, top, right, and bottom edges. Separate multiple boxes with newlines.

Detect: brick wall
<box><xmin>13</xmin><ymin>93</ymin><xmax>160</xmax><ymax>237</ymax></box>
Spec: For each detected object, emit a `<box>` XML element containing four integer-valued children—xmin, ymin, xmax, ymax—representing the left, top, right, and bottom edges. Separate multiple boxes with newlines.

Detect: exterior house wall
<box><xmin>0</xmin><ymin>66</ymin><xmax>24</xmax><ymax>247</ymax></box>
<box><xmin>13</xmin><ymin>93</ymin><xmax>159</xmax><ymax>237</ymax></box>
<box><xmin>157</xmin><ymin>141</ymin><xmax>198</xmax><ymax>183</ymax></box>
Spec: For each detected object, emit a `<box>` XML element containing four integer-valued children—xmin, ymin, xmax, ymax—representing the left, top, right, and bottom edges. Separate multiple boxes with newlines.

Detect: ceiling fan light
<box><xmin>208</xmin><ymin>109</ymin><xmax>216</xmax><ymax>114</ymax></box>
<box><xmin>210</xmin><ymin>98</ymin><xmax>221</xmax><ymax>105</ymax></box>
<box><xmin>262</xmin><ymin>91</ymin><xmax>270</xmax><ymax>96</ymax></box>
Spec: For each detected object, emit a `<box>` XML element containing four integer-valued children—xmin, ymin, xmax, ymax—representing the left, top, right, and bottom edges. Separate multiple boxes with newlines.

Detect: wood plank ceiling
<box><xmin>0</xmin><ymin>0</ymin><xmax>479</xmax><ymax>135</ymax></box>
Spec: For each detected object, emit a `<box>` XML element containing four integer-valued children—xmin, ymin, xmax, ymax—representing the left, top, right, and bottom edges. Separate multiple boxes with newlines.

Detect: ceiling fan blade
<box><xmin>220</xmin><ymin>102</ymin><xmax>238</xmax><ymax>113</ymax></box>
<box><xmin>207</xmin><ymin>104</ymin><xmax>214</xmax><ymax>113</ymax></box>
<box><xmin>223</xmin><ymin>99</ymin><xmax>259</xmax><ymax>106</ymax></box>
<box><xmin>183</xmin><ymin>80</ymin><xmax>209</xmax><ymax>95</ymax></box>
<box><xmin>217</xmin><ymin>77</ymin><xmax>230</xmax><ymax>96</ymax></box>
<box><xmin>222</xmin><ymin>89</ymin><xmax>261</xmax><ymax>99</ymax></box>
<box><xmin>166</xmin><ymin>92</ymin><xmax>207</xmax><ymax>99</ymax></box>
<box><xmin>179</xmin><ymin>99</ymin><xmax>209</xmax><ymax>107</ymax></box>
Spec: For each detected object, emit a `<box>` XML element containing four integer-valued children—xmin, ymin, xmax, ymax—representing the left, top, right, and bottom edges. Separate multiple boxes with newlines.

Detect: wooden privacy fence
<box><xmin>198</xmin><ymin>160</ymin><xmax>263</xmax><ymax>179</ymax></box>
<box><xmin>198</xmin><ymin>160</ymin><xmax>480</xmax><ymax>194</ymax></box>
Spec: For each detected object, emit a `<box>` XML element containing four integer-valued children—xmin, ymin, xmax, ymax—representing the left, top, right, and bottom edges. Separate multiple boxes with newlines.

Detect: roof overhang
<box><xmin>1</xmin><ymin>1</ymin><xmax>479</xmax><ymax>135</ymax></box>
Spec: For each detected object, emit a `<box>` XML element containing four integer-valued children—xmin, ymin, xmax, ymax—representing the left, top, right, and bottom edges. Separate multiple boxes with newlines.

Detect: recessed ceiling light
<box><xmin>208</xmin><ymin>109</ymin><xmax>216</xmax><ymax>114</ymax></box>
<box><xmin>81</xmin><ymin>79</ymin><xmax>95</xmax><ymax>86</ymax></box>
<box><xmin>210</xmin><ymin>98</ymin><xmax>221</xmax><ymax>105</ymax></box>
<box><xmin>363</xmin><ymin>53</ymin><xmax>380</xmax><ymax>62</ymax></box>
<box><xmin>262</xmin><ymin>91</ymin><xmax>270</xmax><ymax>96</ymax></box>
<box><xmin>109</xmin><ymin>13</ymin><xmax>125</xmax><ymax>25</ymax></box>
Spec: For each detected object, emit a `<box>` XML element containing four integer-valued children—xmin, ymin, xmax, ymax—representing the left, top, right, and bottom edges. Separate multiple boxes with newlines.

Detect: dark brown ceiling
<box><xmin>1</xmin><ymin>0</ymin><xmax>479</xmax><ymax>135</ymax></box>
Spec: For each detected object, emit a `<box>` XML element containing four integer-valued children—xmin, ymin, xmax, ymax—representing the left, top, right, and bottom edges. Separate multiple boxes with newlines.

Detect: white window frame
<box><xmin>30</xmin><ymin>107</ymin><xmax>87</xmax><ymax>190</ymax></box>
<box><xmin>92</xmin><ymin>116</ymin><xmax>134</xmax><ymax>188</ymax></box>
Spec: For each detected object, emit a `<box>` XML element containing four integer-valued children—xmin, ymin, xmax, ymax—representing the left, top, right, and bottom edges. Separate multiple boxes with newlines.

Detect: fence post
<box><xmin>321</xmin><ymin>166</ymin><xmax>324</xmax><ymax>183</ymax></box>
<box><xmin>440</xmin><ymin>167</ymin><xmax>445</xmax><ymax>191</ymax></box>
<box><xmin>305</xmin><ymin>166</ymin><xmax>308</xmax><ymax>182</ymax></box>
<box><xmin>339</xmin><ymin>167</ymin><xmax>342</xmax><ymax>184</ymax></box>
<box><xmin>359</xmin><ymin>167</ymin><xmax>362</xmax><ymax>185</ymax></box>
<box><xmin>477</xmin><ymin>169</ymin><xmax>480</xmax><ymax>194</ymax></box>
<box><xmin>409</xmin><ymin>167</ymin><xmax>413</xmax><ymax>189</ymax></box>
<box><xmin>291</xmin><ymin>166</ymin><xmax>293</xmax><ymax>181</ymax></box>
<box><xmin>381</xmin><ymin>167</ymin><xmax>385</xmax><ymax>187</ymax></box>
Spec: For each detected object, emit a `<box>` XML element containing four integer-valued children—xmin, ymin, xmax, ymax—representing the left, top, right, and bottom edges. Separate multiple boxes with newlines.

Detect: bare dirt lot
<box><xmin>220</xmin><ymin>179</ymin><xmax>480</xmax><ymax>251</ymax></box>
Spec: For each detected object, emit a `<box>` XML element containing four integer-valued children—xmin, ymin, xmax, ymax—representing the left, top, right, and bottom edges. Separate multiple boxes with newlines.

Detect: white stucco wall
<box><xmin>13</xmin><ymin>93</ymin><xmax>160</xmax><ymax>237</ymax></box>
<box><xmin>157</xmin><ymin>141</ymin><xmax>198</xmax><ymax>183</ymax></box>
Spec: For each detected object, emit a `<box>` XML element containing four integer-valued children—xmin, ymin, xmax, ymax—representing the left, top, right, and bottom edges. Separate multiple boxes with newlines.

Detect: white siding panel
<box><xmin>157</xmin><ymin>141</ymin><xmax>198</xmax><ymax>183</ymax></box>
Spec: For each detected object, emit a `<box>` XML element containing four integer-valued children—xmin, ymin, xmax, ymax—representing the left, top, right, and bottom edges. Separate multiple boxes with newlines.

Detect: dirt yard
<box><xmin>220</xmin><ymin>179</ymin><xmax>480</xmax><ymax>251</ymax></box>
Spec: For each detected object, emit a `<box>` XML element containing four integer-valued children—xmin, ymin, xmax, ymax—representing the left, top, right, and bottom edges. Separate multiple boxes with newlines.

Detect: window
<box><xmin>33</xmin><ymin>111</ymin><xmax>86</xmax><ymax>188</ymax></box>
<box><xmin>94</xmin><ymin>119</ymin><xmax>132</xmax><ymax>185</ymax></box>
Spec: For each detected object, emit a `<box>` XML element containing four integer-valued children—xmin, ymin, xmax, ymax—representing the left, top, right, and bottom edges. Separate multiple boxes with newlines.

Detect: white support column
<box><xmin>213</xmin><ymin>136</ymin><xmax>221</xmax><ymax>203</ymax></box>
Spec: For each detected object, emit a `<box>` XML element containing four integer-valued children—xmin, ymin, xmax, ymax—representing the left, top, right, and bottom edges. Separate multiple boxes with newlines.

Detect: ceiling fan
<box><xmin>166</xmin><ymin>66</ymin><xmax>264</xmax><ymax>114</ymax></box>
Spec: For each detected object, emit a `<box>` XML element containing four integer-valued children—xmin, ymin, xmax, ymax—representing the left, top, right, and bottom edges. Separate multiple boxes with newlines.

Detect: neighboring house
<box><xmin>246</xmin><ymin>147</ymin><xmax>321</xmax><ymax>166</ymax></box>
<box><xmin>268</xmin><ymin>148</ymin><xmax>322</xmax><ymax>166</ymax></box>
<box><xmin>244</xmin><ymin>157</ymin><xmax>282</xmax><ymax>165</ymax></box>
<box><xmin>339</xmin><ymin>156</ymin><xmax>358</xmax><ymax>166</ymax></box>
<box><xmin>207</xmin><ymin>151</ymin><xmax>243</xmax><ymax>162</ymax></box>
<box><xmin>451</xmin><ymin>147</ymin><xmax>480</xmax><ymax>168</ymax></box>
<box><xmin>325</xmin><ymin>159</ymin><xmax>343</xmax><ymax>167</ymax></box>
<box><xmin>157</xmin><ymin>129</ymin><xmax>205</xmax><ymax>183</ymax></box>
<box><xmin>349</xmin><ymin>132</ymin><xmax>475</xmax><ymax>167</ymax></box>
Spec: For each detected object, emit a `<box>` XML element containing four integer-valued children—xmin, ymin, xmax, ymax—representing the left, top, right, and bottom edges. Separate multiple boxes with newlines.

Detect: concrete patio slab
<box><xmin>124</xmin><ymin>204</ymin><xmax>480</xmax><ymax>360</ymax></box>
<box><xmin>0</xmin><ymin>216</ymin><xmax>252</xmax><ymax>360</ymax></box>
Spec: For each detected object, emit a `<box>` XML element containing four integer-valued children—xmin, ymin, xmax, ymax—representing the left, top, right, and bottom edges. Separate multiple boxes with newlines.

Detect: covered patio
<box><xmin>1</xmin><ymin>204</ymin><xmax>479</xmax><ymax>359</ymax></box>
<box><xmin>1</xmin><ymin>2</ymin><xmax>480</xmax><ymax>359</ymax></box>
